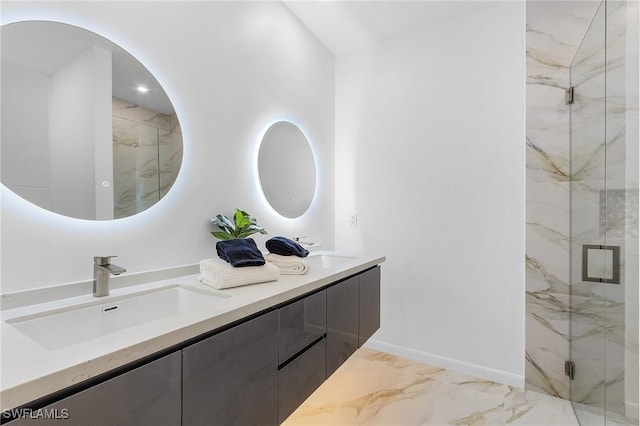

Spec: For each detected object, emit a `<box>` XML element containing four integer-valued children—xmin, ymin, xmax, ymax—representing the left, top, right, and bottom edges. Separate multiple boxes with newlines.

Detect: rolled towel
<box><xmin>199</xmin><ymin>257</ymin><xmax>279</xmax><ymax>289</ymax></box>
<box><xmin>265</xmin><ymin>253</ymin><xmax>308</xmax><ymax>275</ymax></box>
<box><xmin>266</xmin><ymin>236</ymin><xmax>309</xmax><ymax>258</ymax></box>
<box><xmin>216</xmin><ymin>238</ymin><xmax>265</xmax><ymax>267</ymax></box>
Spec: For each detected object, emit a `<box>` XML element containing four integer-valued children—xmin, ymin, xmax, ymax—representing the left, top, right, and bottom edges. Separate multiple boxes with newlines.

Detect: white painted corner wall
<box><xmin>335</xmin><ymin>2</ymin><xmax>526</xmax><ymax>385</ymax></box>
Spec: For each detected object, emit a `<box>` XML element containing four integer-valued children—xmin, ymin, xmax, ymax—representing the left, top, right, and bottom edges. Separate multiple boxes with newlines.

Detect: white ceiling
<box><xmin>282</xmin><ymin>1</ymin><xmax>496</xmax><ymax>56</ymax></box>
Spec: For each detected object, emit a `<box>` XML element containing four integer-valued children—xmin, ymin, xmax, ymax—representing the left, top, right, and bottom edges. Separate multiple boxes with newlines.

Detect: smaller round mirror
<box><xmin>258</xmin><ymin>121</ymin><xmax>316</xmax><ymax>218</ymax></box>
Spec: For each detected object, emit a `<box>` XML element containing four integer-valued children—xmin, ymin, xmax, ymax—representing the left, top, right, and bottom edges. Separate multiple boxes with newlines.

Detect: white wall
<box><xmin>0</xmin><ymin>1</ymin><xmax>334</xmax><ymax>292</ymax></box>
<box><xmin>335</xmin><ymin>2</ymin><xmax>526</xmax><ymax>386</ymax></box>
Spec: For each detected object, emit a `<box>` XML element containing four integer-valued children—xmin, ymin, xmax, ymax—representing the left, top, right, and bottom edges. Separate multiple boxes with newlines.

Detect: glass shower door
<box><xmin>569</xmin><ymin>1</ymin><xmax>639</xmax><ymax>424</ymax></box>
<box><xmin>569</xmin><ymin>1</ymin><xmax>607</xmax><ymax>422</ymax></box>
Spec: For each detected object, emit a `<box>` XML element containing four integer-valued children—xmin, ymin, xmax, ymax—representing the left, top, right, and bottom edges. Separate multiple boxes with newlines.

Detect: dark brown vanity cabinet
<box><xmin>277</xmin><ymin>290</ymin><xmax>326</xmax><ymax>424</ymax></box>
<box><xmin>182</xmin><ymin>311</ymin><xmax>279</xmax><ymax>426</ymax></box>
<box><xmin>8</xmin><ymin>352</ymin><xmax>182</xmax><ymax>426</ymax></box>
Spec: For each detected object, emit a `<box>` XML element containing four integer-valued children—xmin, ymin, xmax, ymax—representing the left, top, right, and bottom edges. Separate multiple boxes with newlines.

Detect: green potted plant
<box><xmin>210</xmin><ymin>209</ymin><xmax>267</xmax><ymax>240</ymax></box>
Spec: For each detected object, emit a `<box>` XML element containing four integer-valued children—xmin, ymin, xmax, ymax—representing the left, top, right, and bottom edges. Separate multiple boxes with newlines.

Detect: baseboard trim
<box><xmin>363</xmin><ymin>339</ymin><xmax>524</xmax><ymax>389</ymax></box>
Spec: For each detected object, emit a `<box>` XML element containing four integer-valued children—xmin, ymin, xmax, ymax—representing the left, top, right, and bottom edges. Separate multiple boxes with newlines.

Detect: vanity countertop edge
<box><xmin>0</xmin><ymin>253</ymin><xmax>385</xmax><ymax>411</ymax></box>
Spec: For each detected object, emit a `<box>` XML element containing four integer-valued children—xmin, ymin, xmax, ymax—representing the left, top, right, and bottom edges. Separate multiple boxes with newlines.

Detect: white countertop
<box><xmin>0</xmin><ymin>252</ymin><xmax>384</xmax><ymax>411</ymax></box>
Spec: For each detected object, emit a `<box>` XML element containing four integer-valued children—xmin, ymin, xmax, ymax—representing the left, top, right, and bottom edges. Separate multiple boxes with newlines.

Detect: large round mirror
<box><xmin>258</xmin><ymin>121</ymin><xmax>316</xmax><ymax>218</ymax></box>
<box><xmin>1</xmin><ymin>21</ymin><xmax>183</xmax><ymax>220</ymax></box>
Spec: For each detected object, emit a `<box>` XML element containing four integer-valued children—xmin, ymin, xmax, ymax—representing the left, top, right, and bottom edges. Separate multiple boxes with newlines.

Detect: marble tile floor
<box><xmin>283</xmin><ymin>348</ymin><xmax>625</xmax><ymax>426</ymax></box>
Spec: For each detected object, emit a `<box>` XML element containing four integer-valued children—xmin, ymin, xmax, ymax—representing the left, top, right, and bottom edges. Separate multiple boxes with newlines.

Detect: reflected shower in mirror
<box><xmin>0</xmin><ymin>21</ymin><xmax>183</xmax><ymax>220</ymax></box>
<box><xmin>258</xmin><ymin>121</ymin><xmax>316</xmax><ymax>218</ymax></box>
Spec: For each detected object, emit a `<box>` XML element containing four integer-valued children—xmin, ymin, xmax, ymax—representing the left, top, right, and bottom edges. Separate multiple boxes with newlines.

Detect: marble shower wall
<box><xmin>525</xmin><ymin>0</ymin><xmax>601</xmax><ymax>400</ymax></box>
<box><xmin>112</xmin><ymin>97</ymin><xmax>183</xmax><ymax>219</ymax></box>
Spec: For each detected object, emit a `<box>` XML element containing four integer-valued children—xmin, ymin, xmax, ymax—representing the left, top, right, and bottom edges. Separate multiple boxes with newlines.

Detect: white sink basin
<box><xmin>6</xmin><ymin>284</ymin><xmax>229</xmax><ymax>350</ymax></box>
<box><xmin>308</xmin><ymin>253</ymin><xmax>356</xmax><ymax>269</ymax></box>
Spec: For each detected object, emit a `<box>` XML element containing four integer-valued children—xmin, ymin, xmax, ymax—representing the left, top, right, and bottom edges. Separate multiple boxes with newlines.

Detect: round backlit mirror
<box><xmin>1</xmin><ymin>21</ymin><xmax>183</xmax><ymax>220</ymax></box>
<box><xmin>258</xmin><ymin>121</ymin><xmax>316</xmax><ymax>218</ymax></box>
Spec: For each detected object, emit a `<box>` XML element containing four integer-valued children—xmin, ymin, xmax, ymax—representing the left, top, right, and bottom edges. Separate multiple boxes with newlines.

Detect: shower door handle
<box><xmin>582</xmin><ymin>245</ymin><xmax>621</xmax><ymax>284</ymax></box>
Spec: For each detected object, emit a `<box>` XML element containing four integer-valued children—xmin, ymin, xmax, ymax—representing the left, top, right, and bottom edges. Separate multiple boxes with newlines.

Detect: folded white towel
<box><xmin>265</xmin><ymin>253</ymin><xmax>308</xmax><ymax>275</ymax></box>
<box><xmin>199</xmin><ymin>257</ymin><xmax>280</xmax><ymax>289</ymax></box>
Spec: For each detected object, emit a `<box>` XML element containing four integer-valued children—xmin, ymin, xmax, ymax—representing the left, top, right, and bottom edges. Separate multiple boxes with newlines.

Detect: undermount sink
<box><xmin>6</xmin><ymin>284</ymin><xmax>230</xmax><ymax>350</ymax></box>
<box><xmin>307</xmin><ymin>253</ymin><xmax>356</xmax><ymax>269</ymax></box>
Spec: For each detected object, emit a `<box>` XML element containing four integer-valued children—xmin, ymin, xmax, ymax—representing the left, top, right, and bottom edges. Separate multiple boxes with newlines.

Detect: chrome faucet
<box><xmin>293</xmin><ymin>236</ymin><xmax>316</xmax><ymax>247</ymax></box>
<box><xmin>93</xmin><ymin>256</ymin><xmax>126</xmax><ymax>297</ymax></box>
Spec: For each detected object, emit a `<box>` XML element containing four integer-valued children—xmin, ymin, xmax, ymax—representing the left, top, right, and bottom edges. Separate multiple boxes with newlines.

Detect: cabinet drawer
<box><xmin>278</xmin><ymin>338</ymin><xmax>326</xmax><ymax>424</ymax></box>
<box><xmin>279</xmin><ymin>290</ymin><xmax>326</xmax><ymax>365</ymax></box>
